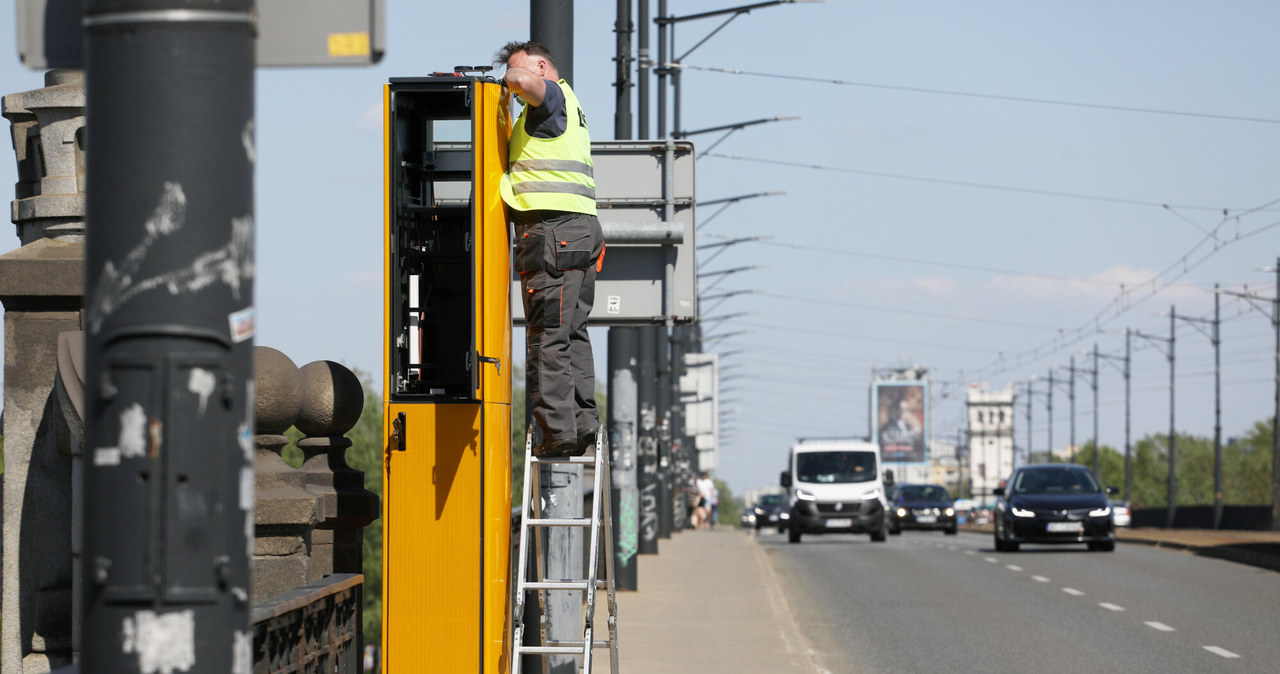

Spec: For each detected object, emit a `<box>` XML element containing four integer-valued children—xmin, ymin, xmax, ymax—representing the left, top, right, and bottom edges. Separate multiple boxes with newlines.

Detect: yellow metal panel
<box><xmin>383</xmin><ymin>402</ymin><xmax>485</xmax><ymax>672</ymax></box>
<box><xmin>476</xmin><ymin>80</ymin><xmax>514</xmax><ymax>674</ymax></box>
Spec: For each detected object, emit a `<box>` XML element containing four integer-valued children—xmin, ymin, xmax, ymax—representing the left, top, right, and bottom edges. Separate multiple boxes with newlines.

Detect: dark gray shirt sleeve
<box><xmin>522</xmin><ymin>80</ymin><xmax>568</xmax><ymax>139</ymax></box>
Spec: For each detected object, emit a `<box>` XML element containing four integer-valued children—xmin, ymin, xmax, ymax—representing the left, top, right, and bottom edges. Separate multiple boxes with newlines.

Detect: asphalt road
<box><xmin>756</xmin><ymin>528</ymin><xmax>1280</xmax><ymax>674</ymax></box>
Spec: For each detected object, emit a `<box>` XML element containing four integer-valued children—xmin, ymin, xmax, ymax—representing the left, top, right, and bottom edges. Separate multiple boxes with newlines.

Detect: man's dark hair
<box><xmin>494</xmin><ymin>40</ymin><xmax>557</xmax><ymax>68</ymax></box>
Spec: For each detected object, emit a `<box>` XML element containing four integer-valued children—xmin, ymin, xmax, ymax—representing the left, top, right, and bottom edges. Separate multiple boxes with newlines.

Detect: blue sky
<box><xmin>3</xmin><ymin>1</ymin><xmax>1278</xmax><ymax>496</ymax></box>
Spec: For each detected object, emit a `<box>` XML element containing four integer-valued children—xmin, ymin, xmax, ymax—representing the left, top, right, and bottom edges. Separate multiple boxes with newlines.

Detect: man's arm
<box><xmin>504</xmin><ymin>67</ymin><xmax>547</xmax><ymax>107</ymax></box>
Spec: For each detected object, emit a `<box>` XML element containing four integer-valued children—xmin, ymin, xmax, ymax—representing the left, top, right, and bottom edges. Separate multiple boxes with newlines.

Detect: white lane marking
<box><xmin>1202</xmin><ymin>646</ymin><xmax>1240</xmax><ymax>659</ymax></box>
<box><xmin>984</xmin><ymin>557</ymin><xmax>998</xmax><ymax>563</ymax></box>
<box><xmin>1062</xmin><ymin>587</ymin><xmax>1085</xmax><ymax>596</ymax></box>
<box><xmin>964</xmin><ymin>550</ymin><xmax>976</xmax><ymax>555</ymax></box>
<box><xmin>1145</xmin><ymin>621</ymin><xmax>1176</xmax><ymax>632</ymax></box>
<box><xmin>1031</xmin><ymin>575</ymin><xmax>1051</xmax><ymax>583</ymax></box>
<box><xmin>1099</xmin><ymin>602</ymin><xmax>1125</xmax><ymax>612</ymax></box>
<box><xmin>1006</xmin><ymin>565</ymin><xmax>1023</xmax><ymax>572</ymax></box>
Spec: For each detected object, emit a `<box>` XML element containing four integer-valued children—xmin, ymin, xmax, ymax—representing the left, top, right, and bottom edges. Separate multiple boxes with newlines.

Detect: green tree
<box><xmin>1224</xmin><ymin>420</ymin><xmax>1274</xmax><ymax>505</ymax></box>
<box><xmin>713</xmin><ymin>478</ymin><xmax>741</xmax><ymax>528</ymax></box>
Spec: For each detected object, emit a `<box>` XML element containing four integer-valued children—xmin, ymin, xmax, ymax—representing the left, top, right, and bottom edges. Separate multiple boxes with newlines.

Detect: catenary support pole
<box><xmin>531</xmin><ymin>4</ymin><xmax>581</xmax><ymax>671</ymax></box>
<box><xmin>637</xmin><ymin>326</ymin><xmax>660</xmax><ymax>554</ymax></box>
<box><xmin>607</xmin><ymin>329</ymin><xmax>639</xmax><ymax>590</ymax></box>
<box><xmin>1213</xmin><ymin>285</ymin><xmax>1223</xmax><ymax>529</ymax></box>
<box><xmin>81</xmin><ymin>1</ymin><xmax>255</xmax><ymax>670</ymax></box>
<box><xmin>1069</xmin><ymin>355</ymin><xmax>1076</xmax><ymax>463</ymax></box>
<box><xmin>1092</xmin><ymin>344</ymin><xmax>1100</xmax><ymax>476</ymax></box>
<box><xmin>1167</xmin><ymin>306</ymin><xmax>1177</xmax><ymax>529</ymax></box>
<box><xmin>1124</xmin><ymin>331</ymin><xmax>1132</xmax><ymax>504</ymax></box>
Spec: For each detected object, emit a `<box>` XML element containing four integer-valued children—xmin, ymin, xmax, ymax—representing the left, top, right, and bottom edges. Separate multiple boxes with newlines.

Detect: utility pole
<box><xmin>1091</xmin><ymin>345</ymin><xmax>1100</xmax><ymax>475</ymax></box>
<box><xmin>1134</xmin><ymin>311</ymin><xmax>1176</xmax><ymax>528</ymax></box>
<box><xmin>1219</xmin><ymin>259</ymin><xmax>1280</xmax><ymax>531</ymax></box>
<box><xmin>1096</xmin><ymin>340</ymin><xmax>1132</xmax><ymax>500</ymax></box>
<box><xmin>1174</xmin><ymin>290</ymin><xmax>1222</xmax><ymax>528</ymax></box>
<box><xmin>1047</xmin><ymin>369</ymin><xmax>1054</xmax><ymax>460</ymax></box>
<box><xmin>82</xmin><ymin>1</ymin><xmax>255</xmax><ymax>669</ymax></box>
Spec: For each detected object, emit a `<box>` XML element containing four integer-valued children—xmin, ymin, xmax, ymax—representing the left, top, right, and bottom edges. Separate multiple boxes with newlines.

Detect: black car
<box><xmin>753</xmin><ymin>493</ymin><xmax>789</xmax><ymax>532</ymax></box>
<box><xmin>993</xmin><ymin>464</ymin><xmax>1116</xmax><ymax>552</ymax></box>
<box><xmin>888</xmin><ymin>484</ymin><xmax>957</xmax><ymax>535</ymax></box>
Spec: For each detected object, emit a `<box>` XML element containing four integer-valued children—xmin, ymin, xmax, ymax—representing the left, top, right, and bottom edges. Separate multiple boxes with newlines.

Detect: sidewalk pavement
<box><xmin>613</xmin><ymin>526</ymin><xmax>821</xmax><ymax>674</ymax></box>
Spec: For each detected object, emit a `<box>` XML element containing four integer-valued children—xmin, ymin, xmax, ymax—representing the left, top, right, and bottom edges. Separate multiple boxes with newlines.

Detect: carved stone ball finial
<box><xmin>297</xmin><ymin>361</ymin><xmax>364</xmax><ymax>437</ymax></box>
<box><xmin>254</xmin><ymin>346</ymin><xmax>302</xmax><ymax>435</ymax></box>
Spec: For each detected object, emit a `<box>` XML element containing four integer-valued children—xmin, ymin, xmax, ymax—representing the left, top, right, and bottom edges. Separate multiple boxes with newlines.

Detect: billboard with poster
<box><xmin>872</xmin><ymin>381</ymin><xmax>928</xmax><ymax>464</ymax></box>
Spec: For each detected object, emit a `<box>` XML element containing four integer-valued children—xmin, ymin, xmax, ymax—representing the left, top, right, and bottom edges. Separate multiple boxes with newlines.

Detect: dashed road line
<box><xmin>1006</xmin><ymin>564</ymin><xmax>1023</xmax><ymax>572</ymax></box>
<box><xmin>1062</xmin><ymin>587</ymin><xmax>1085</xmax><ymax>596</ymax></box>
<box><xmin>1203</xmin><ymin>646</ymin><xmax>1240</xmax><ymax>659</ymax></box>
<box><xmin>984</xmin><ymin>556</ymin><xmax>999</xmax><ymax>563</ymax></box>
<box><xmin>1098</xmin><ymin>602</ymin><xmax>1125</xmax><ymax>612</ymax></box>
<box><xmin>1145</xmin><ymin>621</ymin><xmax>1175</xmax><ymax>632</ymax></box>
<box><xmin>1031</xmin><ymin>575</ymin><xmax>1050</xmax><ymax>583</ymax></box>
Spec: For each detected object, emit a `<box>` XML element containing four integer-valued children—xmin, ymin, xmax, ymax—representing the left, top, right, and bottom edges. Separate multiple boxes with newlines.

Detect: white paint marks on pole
<box><xmin>188</xmin><ymin>368</ymin><xmax>216</xmax><ymax>414</ymax></box>
<box><xmin>94</xmin><ymin>447</ymin><xmax>122</xmax><ymax>466</ymax></box>
<box><xmin>1145</xmin><ymin>621</ymin><xmax>1176</xmax><ymax>632</ymax></box>
<box><xmin>1202</xmin><ymin>646</ymin><xmax>1240</xmax><ymax>659</ymax></box>
<box><xmin>119</xmin><ymin>403</ymin><xmax>148</xmax><ymax>459</ymax></box>
<box><xmin>1062</xmin><ymin>587</ymin><xmax>1085</xmax><ymax>596</ymax></box>
<box><xmin>122</xmin><ymin>609</ymin><xmax>196</xmax><ymax>673</ymax></box>
<box><xmin>1098</xmin><ymin>602</ymin><xmax>1125</xmax><ymax>612</ymax></box>
<box><xmin>242</xmin><ymin>119</ymin><xmax>256</xmax><ymax>164</ymax></box>
<box><xmin>232</xmin><ymin>630</ymin><xmax>253</xmax><ymax>674</ymax></box>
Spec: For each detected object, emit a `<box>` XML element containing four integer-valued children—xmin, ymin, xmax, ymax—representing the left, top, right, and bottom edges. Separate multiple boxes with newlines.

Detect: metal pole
<box><xmin>1047</xmin><ymin>369</ymin><xmax>1054</xmax><ymax>460</ymax></box>
<box><xmin>656</xmin><ymin>0</ymin><xmax>668</xmax><ymax>138</ymax></box>
<box><xmin>1167</xmin><ymin>306</ymin><xmax>1177</xmax><ymax>529</ymax></box>
<box><xmin>1025</xmin><ymin>381</ymin><xmax>1032</xmax><ymax>468</ymax></box>
<box><xmin>1213</xmin><ymin>285</ymin><xmax>1223</xmax><ymax>529</ymax></box>
<box><xmin>607</xmin><ymin>329</ymin><xmax>639</xmax><ymax>590</ymax></box>
<box><xmin>638</xmin><ymin>0</ymin><xmax>650</xmax><ymax>138</ymax></box>
<box><xmin>655</xmin><ymin>325</ymin><xmax>673</xmax><ymax>538</ymax></box>
<box><xmin>1092</xmin><ymin>344</ymin><xmax>1100</xmax><ymax>476</ymax></box>
<box><xmin>637</xmin><ymin>326</ymin><xmax>660</xmax><ymax>554</ymax></box>
<box><xmin>1124</xmin><ymin>330</ymin><xmax>1132</xmax><ymax>504</ymax></box>
<box><xmin>531</xmin><ymin>5</ymin><xmax>580</xmax><ymax>670</ymax></box>
<box><xmin>532</xmin><ymin>0</ymin><xmax>574</xmax><ymax>83</ymax></box>
<box><xmin>1069</xmin><ymin>355</ymin><xmax>1076</xmax><ymax>463</ymax></box>
<box><xmin>1273</xmin><ymin>258</ymin><xmax>1280</xmax><ymax>532</ymax></box>
<box><xmin>614</xmin><ymin>0</ymin><xmax>633</xmax><ymax>139</ymax></box>
<box><xmin>82</xmin><ymin>1</ymin><xmax>254</xmax><ymax>670</ymax></box>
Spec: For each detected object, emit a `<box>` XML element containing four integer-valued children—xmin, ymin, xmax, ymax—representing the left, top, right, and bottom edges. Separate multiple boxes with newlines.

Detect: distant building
<box><xmin>967</xmin><ymin>383</ymin><xmax>1015</xmax><ymax>505</ymax></box>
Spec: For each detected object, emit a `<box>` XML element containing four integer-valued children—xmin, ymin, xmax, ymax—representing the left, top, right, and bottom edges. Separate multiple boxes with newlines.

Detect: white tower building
<box><xmin>966</xmin><ymin>383</ymin><xmax>1015</xmax><ymax>505</ymax></box>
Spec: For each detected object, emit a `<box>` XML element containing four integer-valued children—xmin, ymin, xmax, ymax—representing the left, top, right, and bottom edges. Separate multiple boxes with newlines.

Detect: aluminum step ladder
<box><xmin>512</xmin><ymin>425</ymin><xmax>620</xmax><ymax>673</ymax></box>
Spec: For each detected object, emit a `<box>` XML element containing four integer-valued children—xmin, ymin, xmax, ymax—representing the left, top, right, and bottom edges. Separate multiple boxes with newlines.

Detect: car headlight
<box><xmin>944</xmin><ymin>507</ymin><xmax>955</xmax><ymax>517</ymax></box>
<box><xmin>896</xmin><ymin>507</ymin><xmax>907</xmax><ymax>518</ymax></box>
<box><xmin>794</xmin><ymin>489</ymin><xmax>816</xmax><ymax>501</ymax></box>
<box><xmin>1089</xmin><ymin>506</ymin><xmax>1111</xmax><ymax>517</ymax></box>
<box><xmin>860</xmin><ymin>488</ymin><xmax>882</xmax><ymax>501</ymax></box>
<box><xmin>779</xmin><ymin>512</ymin><xmax>789</xmax><ymax>520</ymax></box>
<box><xmin>1011</xmin><ymin>506</ymin><xmax>1036</xmax><ymax>518</ymax></box>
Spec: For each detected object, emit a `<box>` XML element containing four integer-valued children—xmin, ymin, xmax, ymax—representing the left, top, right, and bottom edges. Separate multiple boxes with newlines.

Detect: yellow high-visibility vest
<box><xmin>501</xmin><ymin>80</ymin><xmax>597</xmax><ymax>215</ymax></box>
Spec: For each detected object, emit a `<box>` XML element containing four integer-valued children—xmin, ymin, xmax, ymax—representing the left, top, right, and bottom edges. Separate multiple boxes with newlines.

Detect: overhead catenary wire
<box><xmin>672</xmin><ymin>62</ymin><xmax>1280</xmax><ymax>126</ymax></box>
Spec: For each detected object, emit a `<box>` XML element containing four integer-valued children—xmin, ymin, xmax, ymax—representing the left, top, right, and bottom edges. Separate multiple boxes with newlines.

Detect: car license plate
<box><xmin>916</xmin><ymin>515</ymin><xmax>937</xmax><ymax>524</ymax></box>
<box><xmin>1047</xmin><ymin>521</ymin><xmax>1083</xmax><ymax>533</ymax></box>
<box><xmin>825</xmin><ymin>518</ymin><xmax>853</xmax><ymax>528</ymax></box>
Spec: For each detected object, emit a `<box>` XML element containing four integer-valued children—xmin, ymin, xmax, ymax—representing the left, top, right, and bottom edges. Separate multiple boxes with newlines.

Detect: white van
<box><xmin>780</xmin><ymin>438</ymin><xmax>888</xmax><ymax>544</ymax></box>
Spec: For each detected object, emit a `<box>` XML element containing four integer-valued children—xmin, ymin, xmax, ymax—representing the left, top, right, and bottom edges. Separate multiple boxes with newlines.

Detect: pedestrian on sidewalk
<box><xmin>695</xmin><ymin>472</ymin><xmax>715</xmax><ymax>530</ymax></box>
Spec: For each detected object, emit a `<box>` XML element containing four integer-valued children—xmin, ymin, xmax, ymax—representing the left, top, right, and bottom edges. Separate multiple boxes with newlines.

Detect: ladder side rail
<box><xmin>598</xmin><ymin>444</ymin><xmax>621</xmax><ymax>672</ymax></box>
<box><xmin>512</xmin><ymin>427</ymin><xmax>536</xmax><ymax>674</ymax></box>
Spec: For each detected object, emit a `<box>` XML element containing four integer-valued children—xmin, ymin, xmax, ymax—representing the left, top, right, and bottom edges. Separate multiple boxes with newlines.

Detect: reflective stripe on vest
<box><xmin>501</xmin><ymin>80</ymin><xmax>597</xmax><ymax>215</ymax></box>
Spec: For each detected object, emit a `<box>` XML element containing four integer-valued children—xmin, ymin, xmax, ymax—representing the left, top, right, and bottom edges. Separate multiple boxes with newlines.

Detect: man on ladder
<box><xmin>497</xmin><ymin>40</ymin><xmax>606</xmax><ymax>457</ymax></box>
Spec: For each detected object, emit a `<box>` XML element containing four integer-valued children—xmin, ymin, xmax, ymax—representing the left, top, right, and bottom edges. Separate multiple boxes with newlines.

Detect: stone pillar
<box><xmin>296</xmin><ymin>361</ymin><xmax>378</xmax><ymax>579</ymax></box>
<box><xmin>252</xmin><ymin>346</ymin><xmax>321</xmax><ymax>602</ymax></box>
<box><xmin>1</xmin><ymin>69</ymin><xmax>85</xmax><ymax>673</ymax></box>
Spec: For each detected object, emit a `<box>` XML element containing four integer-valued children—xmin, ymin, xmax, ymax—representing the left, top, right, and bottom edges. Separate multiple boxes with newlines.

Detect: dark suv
<box><xmin>993</xmin><ymin>464</ymin><xmax>1116</xmax><ymax>552</ymax></box>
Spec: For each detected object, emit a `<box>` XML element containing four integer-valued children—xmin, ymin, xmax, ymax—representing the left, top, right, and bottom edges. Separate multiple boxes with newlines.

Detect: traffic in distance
<box><xmin>744</xmin><ymin>439</ymin><xmax>1128</xmax><ymax>551</ymax></box>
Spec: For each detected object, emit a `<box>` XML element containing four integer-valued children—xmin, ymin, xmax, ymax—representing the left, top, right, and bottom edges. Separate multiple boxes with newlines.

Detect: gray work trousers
<box><xmin>514</xmin><ymin>210</ymin><xmax>605</xmax><ymax>444</ymax></box>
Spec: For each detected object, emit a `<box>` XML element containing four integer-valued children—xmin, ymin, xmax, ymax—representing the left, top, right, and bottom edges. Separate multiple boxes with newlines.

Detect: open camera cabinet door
<box><xmin>382</xmin><ymin>75</ymin><xmax>513</xmax><ymax>673</ymax></box>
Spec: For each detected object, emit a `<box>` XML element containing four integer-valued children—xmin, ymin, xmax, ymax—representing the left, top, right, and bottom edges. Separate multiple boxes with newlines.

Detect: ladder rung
<box><xmin>528</xmin><ymin>454</ymin><xmax>596</xmax><ymax>465</ymax></box>
<box><xmin>546</xmin><ymin>639</ymin><xmax>614</xmax><ymax>649</ymax></box>
<box><xmin>526</xmin><ymin>517</ymin><xmax>592</xmax><ymax>527</ymax></box>
<box><xmin>517</xmin><ymin>641</ymin><xmax>612</xmax><ymax>655</ymax></box>
<box><xmin>525</xmin><ymin>580</ymin><xmax>609</xmax><ymax>591</ymax></box>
